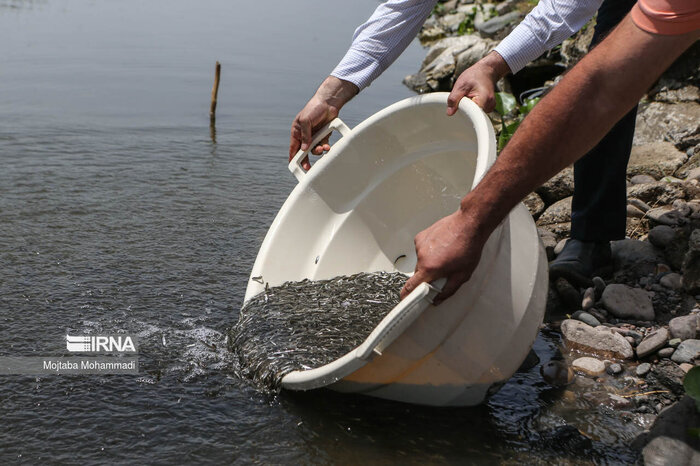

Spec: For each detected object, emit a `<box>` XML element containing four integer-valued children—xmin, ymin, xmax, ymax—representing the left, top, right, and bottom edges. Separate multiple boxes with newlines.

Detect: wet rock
<box><xmin>536</xmin><ymin>166</ymin><xmax>574</xmax><ymax>205</ymax></box>
<box><xmin>682</xmin><ymin>229</ymin><xmax>700</xmax><ymax>293</ymax></box>
<box><xmin>561</xmin><ymin>319</ymin><xmax>634</xmax><ymax>359</ymax></box>
<box><xmin>476</xmin><ymin>10</ymin><xmax>520</xmax><ymax>35</ymax></box>
<box><xmin>538</xmin><ymin>228</ymin><xmax>558</xmax><ymax>260</ymax></box>
<box><xmin>647</xmin><ymin>360</ymin><xmax>685</xmax><ymax>396</ymax></box>
<box><xmin>608</xmin><ymin>393</ymin><xmax>634</xmax><ymax>409</ymax></box>
<box><xmin>660</xmin><ymin>272</ymin><xmax>683</xmax><ymax>290</ymax></box>
<box><xmin>658</xmin><ymin>347</ymin><xmax>675</xmax><ymax>358</ymax></box>
<box><xmin>648</xmin><ymin>225</ymin><xmax>677</xmax><ymax>249</ymax></box>
<box><xmin>576</xmin><ymin>311</ymin><xmax>601</xmax><ymax>327</ymax></box>
<box><xmin>601</xmin><ymin>284</ymin><xmax>655</xmax><ymax>321</ymax></box>
<box><xmin>554</xmin><ymin>278</ymin><xmax>580</xmax><ymax>310</ymax></box>
<box><xmin>627</xmin><ymin>181</ymin><xmax>686</xmax><ymax>205</ymax></box>
<box><xmin>537</xmin><ymin>196</ymin><xmax>572</xmax><ymax>226</ymax></box>
<box><xmin>572</xmin><ymin>357</ymin><xmax>605</xmax><ymax>376</ymax></box>
<box><xmin>525</xmin><ymin>192</ymin><xmax>545</xmax><ymax>219</ymax></box>
<box><xmin>627</xmin><ymin>142</ymin><xmax>688</xmax><ymax>180</ymax></box>
<box><xmin>538</xmin><ymin>425</ymin><xmax>592</xmax><ymax>452</ymax></box>
<box><xmin>626</xmin><ymin>205</ymin><xmax>645</xmax><ymax>218</ymax></box>
<box><xmin>647</xmin><ymin>205</ymin><xmax>685</xmax><ymax>226</ymax></box>
<box><xmin>611</xmin><ymin>239</ymin><xmax>665</xmax><ymax>279</ymax></box>
<box><xmin>592</xmin><ymin>276</ymin><xmax>606</xmax><ymax>297</ymax></box>
<box><xmin>636</xmin><ymin>328</ymin><xmax>670</xmax><ymax>358</ymax></box>
<box><xmin>633</xmin><ymin>396</ymin><xmax>700</xmax><ymax>465</ymax></box>
<box><xmin>606</xmin><ymin>362</ymin><xmax>623</xmax><ymax>375</ymax></box>
<box><xmin>630</xmin><ymin>174</ymin><xmax>656</xmax><ymax>184</ymax></box>
<box><xmin>581</xmin><ymin>287</ymin><xmax>595</xmax><ymax>311</ymax></box>
<box><xmin>669</xmin><ymin>314</ymin><xmax>699</xmax><ymax>340</ymax></box>
<box><xmin>636</xmin><ymin>362</ymin><xmax>651</xmax><ymax>377</ymax></box>
<box><xmin>540</xmin><ymin>360</ymin><xmax>573</xmax><ymax>386</ymax></box>
<box><xmin>671</xmin><ymin>339</ymin><xmax>700</xmax><ymax>364</ymax></box>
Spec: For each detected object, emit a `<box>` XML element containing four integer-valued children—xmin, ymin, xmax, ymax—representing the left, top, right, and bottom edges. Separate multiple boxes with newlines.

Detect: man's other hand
<box><xmin>446</xmin><ymin>51</ymin><xmax>511</xmax><ymax>115</ymax></box>
<box><xmin>289</xmin><ymin>76</ymin><xmax>358</xmax><ymax>170</ymax></box>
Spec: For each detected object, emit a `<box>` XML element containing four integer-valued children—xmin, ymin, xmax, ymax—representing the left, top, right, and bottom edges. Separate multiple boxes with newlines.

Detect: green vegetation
<box><xmin>684</xmin><ymin>366</ymin><xmax>700</xmax><ymax>438</ymax></box>
<box><xmin>493</xmin><ymin>92</ymin><xmax>541</xmax><ymax>150</ymax></box>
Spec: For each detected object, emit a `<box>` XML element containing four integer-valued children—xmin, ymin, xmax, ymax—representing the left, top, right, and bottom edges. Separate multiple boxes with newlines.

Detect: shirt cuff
<box><xmin>494</xmin><ymin>24</ymin><xmax>547</xmax><ymax>74</ymax></box>
<box><xmin>330</xmin><ymin>48</ymin><xmax>383</xmax><ymax>91</ymax></box>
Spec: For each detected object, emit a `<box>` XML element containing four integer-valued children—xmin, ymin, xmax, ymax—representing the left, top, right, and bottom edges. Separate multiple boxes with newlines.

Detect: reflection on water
<box><xmin>0</xmin><ymin>0</ymin><xmax>643</xmax><ymax>463</ymax></box>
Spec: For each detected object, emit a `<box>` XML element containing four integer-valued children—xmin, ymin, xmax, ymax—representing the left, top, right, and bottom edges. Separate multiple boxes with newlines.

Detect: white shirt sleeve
<box><xmin>494</xmin><ymin>0</ymin><xmax>604</xmax><ymax>74</ymax></box>
<box><xmin>330</xmin><ymin>0</ymin><xmax>438</xmax><ymax>91</ymax></box>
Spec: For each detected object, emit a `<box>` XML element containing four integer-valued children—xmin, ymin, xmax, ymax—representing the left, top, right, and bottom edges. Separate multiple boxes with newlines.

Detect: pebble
<box><xmin>588</xmin><ymin>309</ymin><xmax>607</xmax><ymax>324</ymax></box>
<box><xmin>581</xmin><ymin>287</ymin><xmax>595</xmax><ymax>311</ymax></box>
<box><xmin>540</xmin><ymin>360</ymin><xmax>574</xmax><ymax>387</ymax></box>
<box><xmin>592</xmin><ymin>276</ymin><xmax>606</xmax><ymax>297</ymax></box>
<box><xmin>669</xmin><ymin>338</ymin><xmax>681</xmax><ymax>348</ymax></box>
<box><xmin>669</xmin><ymin>314</ymin><xmax>699</xmax><ymax>340</ymax></box>
<box><xmin>671</xmin><ymin>339</ymin><xmax>700</xmax><ymax>364</ymax></box>
<box><xmin>636</xmin><ymin>362</ymin><xmax>651</xmax><ymax>377</ymax></box>
<box><xmin>656</xmin><ymin>263</ymin><xmax>671</xmax><ymax>275</ymax></box>
<box><xmin>626</xmin><ymin>336</ymin><xmax>637</xmax><ymax>346</ymax></box>
<box><xmin>647</xmin><ymin>225</ymin><xmax>676</xmax><ymax>249</ymax></box>
<box><xmin>659</xmin><ymin>272</ymin><xmax>683</xmax><ymax>290</ymax></box>
<box><xmin>606</xmin><ymin>363</ymin><xmax>623</xmax><ymax>375</ymax></box>
<box><xmin>608</xmin><ymin>394</ymin><xmax>634</xmax><ymax>409</ymax></box>
<box><xmin>626</xmin><ymin>205</ymin><xmax>645</xmax><ymax>218</ymax></box>
<box><xmin>576</xmin><ymin>311</ymin><xmax>601</xmax><ymax>327</ymax></box>
<box><xmin>601</xmin><ymin>284</ymin><xmax>655</xmax><ymax>321</ymax></box>
<box><xmin>572</xmin><ymin>357</ymin><xmax>606</xmax><ymax>376</ymax></box>
<box><xmin>555</xmin><ymin>278</ymin><xmax>581</xmax><ymax>310</ymax></box>
<box><xmin>628</xmin><ymin>198</ymin><xmax>651</xmax><ymax>212</ymax></box>
<box><xmin>680</xmin><ymin>363</ymin><xmax>694</xmax><ymax>373</ymax></box>
<box><xmin>630</xmin><ymin>174</ymin><xmax>656</xmax><ymax>184</ymax></box>
<box><xmin>657</xmin><ymin>347</ymin><xmax>675</xmax><ymax>358</ymax></box>
<box><xmin>636</xmin><ymin>328</ymin><xmax>670</xmax><ymax>358</ymax></box>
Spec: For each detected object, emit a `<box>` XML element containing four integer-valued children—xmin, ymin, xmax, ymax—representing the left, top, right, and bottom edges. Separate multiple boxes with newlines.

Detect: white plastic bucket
<box><xmin>244</xmin><ymin>93</ymin><xmax>548</xmax><ymax>406</ymax></box>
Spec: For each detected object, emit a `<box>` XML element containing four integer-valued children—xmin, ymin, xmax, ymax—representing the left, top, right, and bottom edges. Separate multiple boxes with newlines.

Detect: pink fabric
<box><xmin>631</xmin><ymin>0</ymin><xmax>700</xmax><ymax>35</ymax></box>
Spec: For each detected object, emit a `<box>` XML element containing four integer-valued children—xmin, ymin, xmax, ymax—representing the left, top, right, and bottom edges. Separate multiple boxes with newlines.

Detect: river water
<box><xmin>0</xmin><ymin>0</ymin><xmax>647</xmax><ymax>463</ymax></box>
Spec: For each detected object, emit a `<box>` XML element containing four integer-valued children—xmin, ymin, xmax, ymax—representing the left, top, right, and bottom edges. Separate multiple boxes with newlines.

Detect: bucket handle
<box><xmin>288</xmin><ymin>118</ymin><xmax>351</xmax><ymax>182</ymax></box>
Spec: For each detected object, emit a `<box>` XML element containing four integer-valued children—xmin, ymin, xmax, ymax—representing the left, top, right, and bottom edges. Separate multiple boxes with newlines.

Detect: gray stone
<box><xmin>636</xmin><ymin>362</ymin><xmax>651</xmax><ymax>377</ymax></box>
<box><xmin>626</xmin><ymin>205</ymin><xmax>645</xmax><ymax>218</ymax></box>
<box><xmin>611</xmin><ymin>239</ymin><xmax>665</xmax><ymax>278</ymax></box>
<box><xmin>634</xmin><ymin>101</ymin><xmax>700</xmax><ymax>147</ymax></box>
<box><xmin>649</xmin><ymin>360</ymin><xmax>685</xmax><ymax>396</ymax></box>
<box><xmin>658</xmin><ymin>347</ymin><xmax>675</xmax><ymax>358</ymax></box>
<box><xmin>554</xmin><ymin>278</ymin><xmax>581</xmax><ymax>311</ymax></box>
<box><xmin>454</xmin><ymin>38</ymin><xmax>494</xmax><ymax>75</ymax></box>
<box><xmin>630</xmin><ymin>174</ymin><xmax>656</xmax><ymax>184</ymax></box>
<box><xmin>648</xmin><ymin>225</ymin><xmax>677</xmax><ymax>249</ymax></box>
<box><xmin>627</xmin><ymin>142</ymin><xmax>688</xmax><ymax>180</ymax></box>
<box><xmin>608</xmin><ymin>393</ymin><xmax>634</xmax><ymax>409</ymax></box>
<box><xmin>536</xmin><ymin>166</ymin><xmax>574</xmax><ymax>205</ymax></box>
<box><xmin>682</xmin><ymin>229</ymin><xmax>700</xmax><ymax>293</ymax></box>
<box><xmin>588</xmin><ymin>309</ymin><xmax>607</xmax><ymax>323</ymax></box>
<box><xmin>592</xmin><ymin>276</ymin><xmax>606</xmax><ymax>297</ymax></box>
<box><xmin>669</xmin><ymin>338</ymin><xmax>681</xmax><ymax>348</ymax></box>
<box><xmin>537</xmin><ymin>196</ymin><xmax>572</xmax><ymax>226</ymax></box>
<box><xmin>629</xmin><ymin>198</ymin><xmax>652</xmax><ymax>212</ymax></box>
<box><xmin>525</xmin><ymin>192</ymin><xmax>545</xmax><ymax>218</ymax></box>
<box><xmin>671</xmin><ymin>339</ymin><xmax>700</xmax><ymax>363</ymax></box>
<box><xmin>476</xmin><ymin>10</ymin><xmax>520</xmax><ymax>35</ymax></box>
<box><xmin>602</xmin><ymin>284</ymin><xmax>655</xmax><ymax>321</ymax></box>
<box><xmin>581</xmin><ymin>287</ymin><xmax>595</xmax><ymax>311</ymax></box>
<box><xmin>538</xmin><ymin>228</ymin><xmax>558</xmax><ymax>261</ymax></box>
<box><xmin>686</xmin><ymin>166</ymin><xmax>700</xmax><ymax>182</ymax></box>
<box><xmin>560</xmin><ymin>319</ymin><xmax>634</xmax><ymax>359</ymax></box>
<box><xmin>636</xmin><ymin>328</ymin><xmax>670</xmax><ymax>358</ymax></box>
<box><xmin>606</xmin><ymin>362</ymin><xmax>623</xmax><ymax>375</ymax></box>
<box><xmin>627</xmin><ymin>181</ymin><xmax>686</xmax><ymax>205</ymax></box>
<box><xmin>576</xmin><ymin>311</ymin><xmax>600</xmax><ymax>327</ymax></box>
<box><xmin>540</xmin><ymin>360</ymin><xmax>573</xmax><ymax>386</ymax></box>
<box><xmin>572</xmin><ymin>356</ymin><xmax>605</xmax><ymax>376</ymax></box>
<box><xmin>554</xmin><ymin>238</ymin><xmax>568</xmax><ymax>256</ymax></box>
<box><xmin>660</xmin><ymin>272</ymin><xmax>683</xmax><ymax>290</ymax></box>
<box><xmin>669</xmin><ymin>314</ymin><xmax>699</xmax><ymax>340</ymax></box>
<box><xmin>647</xmin><ymin>205</ymin><xmax>685</xmax><ymax>226</ymax></box>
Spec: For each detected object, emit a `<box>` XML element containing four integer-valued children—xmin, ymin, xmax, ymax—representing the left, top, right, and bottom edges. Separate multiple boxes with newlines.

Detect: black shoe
<box><xmin>549</xmin><ymin>239</ymin><xmax>612</xmax><ymax>287</ymax></box>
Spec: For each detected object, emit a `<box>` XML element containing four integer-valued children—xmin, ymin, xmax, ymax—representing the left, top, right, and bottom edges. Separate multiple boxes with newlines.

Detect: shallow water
<box><xmin>0</xmin><ymin>0</ymin><xmax>646</xmax><ymax>463</ymax></box>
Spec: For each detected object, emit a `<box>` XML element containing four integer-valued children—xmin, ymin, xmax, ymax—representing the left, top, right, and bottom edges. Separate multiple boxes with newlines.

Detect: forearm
<box><xmin>313</xmin><ymin>76</ymin><xmax>359</xmax><ymax>109</ymax></box>
<box><xmin>462</xmin><ymin>17</ymin><xmax>699</xmax><ymax>237</ymax></box>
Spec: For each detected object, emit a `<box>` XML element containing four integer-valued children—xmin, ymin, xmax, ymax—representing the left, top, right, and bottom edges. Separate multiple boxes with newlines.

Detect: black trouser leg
<box><xmin>570</xmin><ymin>0</ymin><xmax>638</xmax><ymax>242</ymax></box>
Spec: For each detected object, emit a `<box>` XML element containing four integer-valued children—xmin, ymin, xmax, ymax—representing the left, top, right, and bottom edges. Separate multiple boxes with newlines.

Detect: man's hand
<box><xmin>400</xmin><ymin>208</ymin><xmax>489</xmax><ymax>305</ymax></box>
<box><xmin>289</xmin><ymin>76</ymin><xmax>358</xmax><ymax>169</ymax></box>
<box><xmin>446</xmin><ymin>51</ymin><xmax>512</xmax><ymax>115</ymax></box>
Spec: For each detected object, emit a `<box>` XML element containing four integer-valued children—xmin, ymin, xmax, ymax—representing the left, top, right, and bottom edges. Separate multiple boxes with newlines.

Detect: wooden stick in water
<box><xmin>210</xmin><ymin>61</ymin><xmax>221</xmax><ymax>124</ymax></box>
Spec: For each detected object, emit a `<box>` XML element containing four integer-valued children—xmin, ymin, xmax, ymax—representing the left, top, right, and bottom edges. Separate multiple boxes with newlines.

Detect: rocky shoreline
<box><xmin>406</xmin><ymin>1</ymin><xmax>700</xmax><ymax>463</ymax></box>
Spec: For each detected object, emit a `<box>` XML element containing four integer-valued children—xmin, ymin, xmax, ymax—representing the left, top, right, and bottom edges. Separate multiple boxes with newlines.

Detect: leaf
<box><xmin>519</xmin><ymin>97</ymin><xmax>541</xmax><ymax>115</ymax></box>
<box><xmin>495</xmin><ymin>92</ymin><xmax>517</xmax><ymax>116</ymax></box>
<box><xmin>497</xmin><ymin>120</ymin><xmax>521</xmax><ymax>150</ymax></box>
<box><xmin>683</xmin><ymin>366</ymin><xmax>700</xmax><ymax>401</ymax></box>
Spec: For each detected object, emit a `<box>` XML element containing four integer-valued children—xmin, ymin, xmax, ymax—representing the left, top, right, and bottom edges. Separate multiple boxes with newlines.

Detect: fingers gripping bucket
<box><xmin>245</xmin><ymin>93</ymin><xmax>548</xmax><ymax>406</ymax></box>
